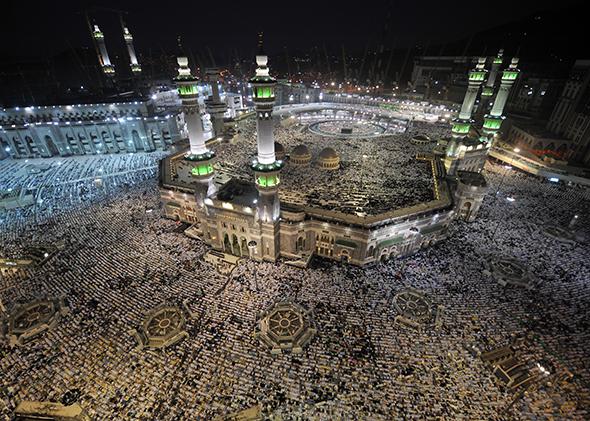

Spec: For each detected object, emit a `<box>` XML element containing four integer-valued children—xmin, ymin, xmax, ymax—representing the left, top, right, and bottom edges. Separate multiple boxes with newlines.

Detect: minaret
<box><xmin>174</xmin><ymin>56</ymin><xmax>216</xmax><ymax>205</ymax></box>
<box><xmin>482</xmin><ymin>57</ymin><xmax>520</xmax><ymax>143</ymax></box>
<box><xmin>123</xmin><ymin>27</ymin><xmax>142</xmax><ymax>74</ymax></box>
<box><xmin>451</xmin><ymin>57</ymin><xmax>487</xmax><ymax>138</ymax></box>
<box><xmin>92</xmin><ymin>25</ymin><xmax>115</xmax><ymax>75</ymax></box>
<box><xmin>205</xmin><ymin>68</ymin><xmax>227</xmax><ymax>138</ymax></box>
<box><xmin>250</xmin><ymin>34</ymin><xmax>284</xmax><ymax>260</ymax></box>
<box><xmin>478</xmin><ymin>50</ymin><xmax>503</xmax><ymax>117</ymax></box>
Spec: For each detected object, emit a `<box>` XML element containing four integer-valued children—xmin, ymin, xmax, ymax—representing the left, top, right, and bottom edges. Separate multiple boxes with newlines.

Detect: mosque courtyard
<box><xmin>1</xmin><ymin>149</ymin><xmax>589</xmax><ymax>420</ymax></box>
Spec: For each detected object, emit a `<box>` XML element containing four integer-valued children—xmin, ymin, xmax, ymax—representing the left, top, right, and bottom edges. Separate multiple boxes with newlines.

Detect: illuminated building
<box><xmin>0</xmin><ymin>102</ymin><xmax>179</xmax><ymax>158</ymax></box>
<box><xmin>159</xmin><ymin>39</ymin><xmax>458</xmax><ymax>265</ymax></box>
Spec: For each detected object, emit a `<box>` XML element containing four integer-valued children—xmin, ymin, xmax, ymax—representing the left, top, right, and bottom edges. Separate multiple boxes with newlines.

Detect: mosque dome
<box><xmin>318</xmin><ymin>147</ymin><xmax>340</xmax><ymax>170</ymax></box>
<box><xmin>290</xmin><ymin>144</ymin><xmax>311</xmax><ymax>165</ymax></box>
<box><xmin>274</xmin><ymin>142</ymin><xmax>286</xmax><ymax>160</ymax></box>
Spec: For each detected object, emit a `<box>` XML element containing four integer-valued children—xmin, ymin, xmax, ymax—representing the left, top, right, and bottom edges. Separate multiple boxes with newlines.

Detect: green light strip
<box><xmin>256</xmin><ymin>174</ymin><xmax>279</xmax><ymax>187</ymax></box>
<box><xmin>178</xmin><ymin>84</ymin><xmax>198</xmax><ymax>96</ymax></box>
<box><xmin>191</xmin><ymin>163</ymin><xmax>214</xmax><ymax>176</ymax></box>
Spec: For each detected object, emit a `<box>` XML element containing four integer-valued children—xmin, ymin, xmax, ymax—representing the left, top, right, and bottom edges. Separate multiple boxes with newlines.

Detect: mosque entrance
<box><xmin>339</xmin><ymin>249</ymin><xmax>350</xmax><ymax>263</ymax></box>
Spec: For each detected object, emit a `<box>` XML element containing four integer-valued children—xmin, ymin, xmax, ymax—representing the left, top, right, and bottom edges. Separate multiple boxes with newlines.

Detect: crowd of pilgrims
<box><xmin>0</xmin><ymin>152</ymin><xmax>166</xmax><ymax>231</ymax></box>
<box><xmin>212</xmin><ymin>116</ymin><xmax>450</xmax><ymax>214</ymax></box>
<box><xmin>0</xmin><ymin>147</ymin><xmax>589</xmax><ymax>419</ymax></box>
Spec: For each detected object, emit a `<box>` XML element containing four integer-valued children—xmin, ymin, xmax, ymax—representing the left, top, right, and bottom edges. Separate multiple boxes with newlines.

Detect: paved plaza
<box><xmin>1</xmin><ymin>152</ymin><xmax>589</xmax><ymax>419</ymax></box>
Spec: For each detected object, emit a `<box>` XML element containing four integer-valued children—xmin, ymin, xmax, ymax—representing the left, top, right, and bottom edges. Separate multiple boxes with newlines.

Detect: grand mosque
<box><xmin>158</xmin><ymin>38</ymin><xmax>519</xmax><ymax>266</ymax></box>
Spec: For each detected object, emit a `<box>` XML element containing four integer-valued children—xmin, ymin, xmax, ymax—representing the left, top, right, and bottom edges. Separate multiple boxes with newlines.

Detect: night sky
<box><xmin>3</xmin><ymin>0</ymin><xmax>584</xmax><ymax>60</ymax></box>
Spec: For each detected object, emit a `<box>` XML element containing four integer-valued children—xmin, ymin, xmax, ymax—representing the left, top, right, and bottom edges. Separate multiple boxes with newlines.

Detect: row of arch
<box><xmin>0</xmin><ymin>109</ymin><xmax>142</xmax><ymax>126</ymax></box>
<box><xmin>215</xmin><ymin>232</ymin><xmax>440</xmax><ymax>263</ymax></box>
<box><xmin>222</xmin><ymin>233</ymin><xmax>250</xmax><ymax>257</ymax></box>
<box><xmin>3</xmin><ymin>127</ymin><xmax>172</xmax><ymax>158</ymax></box>
<box><xmin>374</xmin><ymin>239</ymin><xmax>437</xmax><ymax>262</ymax></box>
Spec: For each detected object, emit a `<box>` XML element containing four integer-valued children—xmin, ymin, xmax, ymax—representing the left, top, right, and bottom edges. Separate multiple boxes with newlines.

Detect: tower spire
<box><xmin>92</xmin><ymin>24</ymin><xmax>115</xmax><ymax>76</ymax></box>
<box><xmin>257</xmin><ymin>32</ymin><xmax>264</xmax><ymax>54</ymax></box>
<box><xmin>205</xmin><ymin>67</ymin><xmax>227</xmax><ymax>138</ymax></box>
<box><xmin>482</xmin><ymin>57</ymin><xmax>520</xmax><ymax>144</ymax></box>
<box><xmin>451</xmin><ymin>57</ymin><xmax>487</xmax><ymax>138</ymax></box>
<box><xmin>175</xmin><ymin>55</ymin><xmax>216</xmax><ymax>204</ymax></box>
<box><xmin>123</xmin><ymin>25</ymin><xmax>142</xmax><ymax>75</ymax></box>
<box><xmin>249</xmin><ymin>35</ymin><xmax>283</xmax><ymax>252</ymax></box>
<box><xmin>481</xmin><ymin>50</ymin><xmax>503</xmax><ymax>99</ymax></box>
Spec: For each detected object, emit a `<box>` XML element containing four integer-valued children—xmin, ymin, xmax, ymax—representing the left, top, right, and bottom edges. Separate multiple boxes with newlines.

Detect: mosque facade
<box><xmin>159</xmin><ymin>42</ymin><xmax>520</xmax><ymax>266</ymax></box>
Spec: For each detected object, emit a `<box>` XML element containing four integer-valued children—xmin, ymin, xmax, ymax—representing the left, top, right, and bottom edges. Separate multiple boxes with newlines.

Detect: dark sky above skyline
<box><xmin>3</xmin><ymin>0</ymin><xmax>584</xmax><ymax>60</ymax></box>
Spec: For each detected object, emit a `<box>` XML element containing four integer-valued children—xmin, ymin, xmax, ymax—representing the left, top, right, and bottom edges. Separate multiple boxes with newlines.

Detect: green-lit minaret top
<box><xmin>175</xmin><ymin>56</ymin><xmax>215</xmax><ymax>178</ymax></box>
<box><xmin>482</xmin><ymin>49</ymin><xmax>503</xmax><ymax>98</ymax></box>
